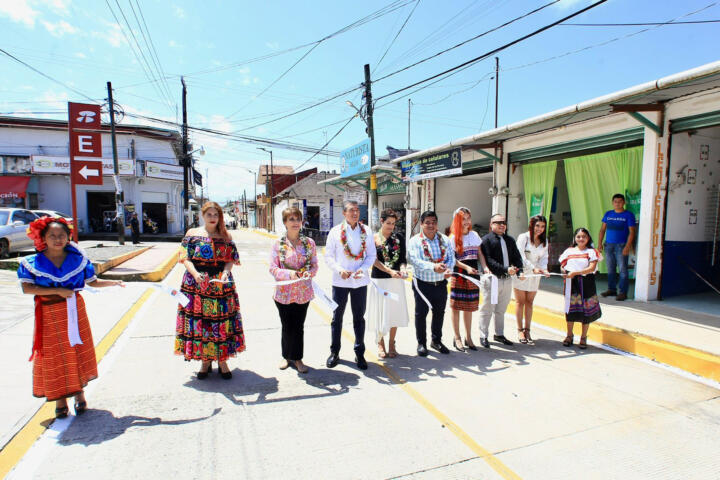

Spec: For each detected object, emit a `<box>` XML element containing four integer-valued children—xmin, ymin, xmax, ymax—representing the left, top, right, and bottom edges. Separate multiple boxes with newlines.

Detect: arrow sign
<box><xmin>72</xmin><ymin>160</ymin><xmax>103</xmax><ymax>185</ymax></box>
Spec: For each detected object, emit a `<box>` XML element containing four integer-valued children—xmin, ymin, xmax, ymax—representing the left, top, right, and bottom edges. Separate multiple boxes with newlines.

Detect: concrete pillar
<box><xmin>634</xmin><ymin>112</ymin><xmax>669</xmax><ymax>301</ymax></box>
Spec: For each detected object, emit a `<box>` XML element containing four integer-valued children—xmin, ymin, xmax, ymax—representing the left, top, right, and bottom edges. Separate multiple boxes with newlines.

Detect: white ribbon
<box><xmin>412</xmin><ymin>276</ymin><xmax>433</xmax><ymax>310</ymax></box>
<box><xmin>312</xmin><ymin>280</ymin><xmax>338</xmax><ymax>311</ymax></box>
<box><xmin>488</xmin><ymin>274</ymin><xmax>498</xmax><ymax>305</ymax></box>
<box><xmin>369</xmin><ymin>278</ymin><xmax>400</xmax><ymax>302</ymax></box>
<box><xmin>66</xmin><ymin>293</ymin><xmax>83</xmax><ymax>347</ymax></box>
<box><xmin>564</xmin><ymin>276</ymin><xmax>572</xmax><ymax>314</ymax></box>
<box><xmin>80</xmin><ymin>283</ymin><xmax>190</xmax><ymax>308</ymax></box>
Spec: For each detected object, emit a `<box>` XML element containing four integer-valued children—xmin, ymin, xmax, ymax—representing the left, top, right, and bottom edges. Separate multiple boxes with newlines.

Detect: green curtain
<box><xmin>616</xmin><ymin>146</ymin><xmax>644</xmax><ymax>218</ymax></box>
<box><xmin>563</xmin><ymin>146</ymin><xmax>643</xmax><ymax>273</ymax></box>
<box><xmin>522</xmin><ymin>160</ymin><xmax>557</xmax><ymax>220</ymax></box>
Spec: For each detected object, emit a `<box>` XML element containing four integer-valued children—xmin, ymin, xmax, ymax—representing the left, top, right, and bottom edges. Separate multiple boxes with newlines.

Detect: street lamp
<box><xmin>240</xmin><ymin>167</ymin><xmax>258</xmax><ymax>229</ymax></box>
<box><xmin>257</xmin><ymin>147</ymin><xmax>274</xmax><ymax>232</ymax></box>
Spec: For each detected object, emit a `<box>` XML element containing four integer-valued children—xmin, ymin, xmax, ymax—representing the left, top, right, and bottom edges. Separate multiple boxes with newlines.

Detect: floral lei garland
<box><xmin>340</xmin><ymin>221</ymin><xmax>367</xmax><ymax>260</ymax></box>
<box><xmin>378</xmin><ymin>233</ymin><xmax>400</xmax><ymax>268</ymax></box>
<box><xmin>279</xmin><ymin>235</ymin><xmax>312</xmax><ymax>275</ymax></box>
<box><xmin>421</xmin><ymin>232</ymin><xmax>447</xmax><ymax>263</ymax></box>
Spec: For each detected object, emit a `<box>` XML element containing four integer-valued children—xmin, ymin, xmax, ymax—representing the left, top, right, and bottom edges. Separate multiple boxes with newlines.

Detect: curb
<box><xmin>93</xmin><ymin>246</ymin><xmax>153</xmax><ymax>275</ymax></box>
<box><xmin>99</xmin><ymin>247</ymin><xmax>181</xmax><ymax>282</ymax></box>
<box><xmin>249</xmin><ymin>229</ymin><xmax>279</xmax><ymax>239</ymax></box>
<box><xmin>507</xmin><ymin>302</ymin><xmax>720</xmax><ymax>383</ymax></box>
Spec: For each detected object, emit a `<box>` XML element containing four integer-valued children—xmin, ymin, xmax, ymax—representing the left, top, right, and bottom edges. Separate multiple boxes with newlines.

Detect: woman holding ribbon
<box><xmin>17</xmin><ymin>217</ymin><xmax>122</xmax><ymax>418</ymax></box>
<box><xmin>448</xmin><ymin>207</ymin><xmax>489</xmax><ymax>352</ymax></box>
<box><xmin>513</xmin><ymin>215</ymin><xmax>550</xmax><ymax>344</ymax></box>
<box><xmin>559</xmin><ymin>228</ymin><xmax>602</xmax><ymax>349</ymax></box>
<box><xmin>368</xmin><ymin>209</ymin><xmax>409</xmax><ymax>359</ymax></box>
<box><xmin>176</xmin><ymin>201</ymin><xmax>245</xmax><ymax>379</ymax></box>
<box><xmin>269</xmin><ymin>207</ymin><xmax>319</xmax><ymax>373</ymax></box>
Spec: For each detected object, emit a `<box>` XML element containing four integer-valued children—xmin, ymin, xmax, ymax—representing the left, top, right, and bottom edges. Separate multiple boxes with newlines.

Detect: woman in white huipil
<box><xmin>512</xmin><ymin>215</ymin><xmax>550</xmax><ymax>344</ymax></box>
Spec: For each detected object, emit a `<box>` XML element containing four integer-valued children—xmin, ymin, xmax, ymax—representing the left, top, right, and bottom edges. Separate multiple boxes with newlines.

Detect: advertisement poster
<box><xmin>401</xmin><ymin>148</ymin><xmax>462</xmax><ymax>182</ymax></box>
<box><xmin>340</xmin><ymin>138</ymin><xmax>371</xmax><ymax>178</ymax></box>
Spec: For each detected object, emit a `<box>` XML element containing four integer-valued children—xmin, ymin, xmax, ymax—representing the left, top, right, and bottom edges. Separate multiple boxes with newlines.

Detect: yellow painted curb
<box><xmin>93</xmin><ymin>246</ymin><xmax>153</xmax><ymax>275</ymax></box>
<box><xmin>0</xmin><ymin>288</ymin><xmax>155</xmax><ymax>478</ymax></box>
<box><xmin>138</xmin><ymin>247</ymin><xmax>182</xmax><ymax>282</ymax></box>
<box><xmin>251</xmin><ymin>229</ymin><xmax>279</xmax><ymax>239</ymax></box>
<box><xmin>508</xmin><ymin>302</ymin><xmax>720</xmax><ymax>383</ymax></box>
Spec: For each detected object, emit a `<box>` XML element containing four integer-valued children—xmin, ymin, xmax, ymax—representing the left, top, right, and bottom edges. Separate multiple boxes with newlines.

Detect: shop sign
<box><xmin>401</xmin><ymin>148</ymin><xmax>462</xmax><ymax>182</ymax></box>
<box><xmin>0</xmin><ymin>156</ymin><xmax>31</xmax><ymax>174</ymax></box>
<box><xmin>343</xmin><ymin>186</ymin><xmax>367</xmax><ymax>204</ymax></box>
<box><xmin>71</xmin><ymin>159</ymin><xmax>103</xmax><ymax>186</ymax></box>
<box><xmin>31</xmin><ymin>156</ymin><xmax>135</xmax><ymax>176</ymax></box>
<box><xmin>625</xmin><ymin>189</ymin><xmax>641</xmax><ymax>220</ymax></box>
<box><xmin>377</xmin><ymin>177</ymin><xmax>405</xmax><ymax>196</ymax></box>
<box><xmin>340</xmin><ymin>138</ymin><xmax>371</xmax><ymax>178</ymax></box>
<box><xmin>145</xmin><ymin>161</ymin><xmax>184</xmax><ymax>181</ymax></box>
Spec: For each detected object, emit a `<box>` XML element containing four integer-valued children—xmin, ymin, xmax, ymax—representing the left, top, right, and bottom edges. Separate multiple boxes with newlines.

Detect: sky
<box><xmin>1</xmin><ymin>0</ymin><xmax>719</xmax><ymax>202</ymax></box>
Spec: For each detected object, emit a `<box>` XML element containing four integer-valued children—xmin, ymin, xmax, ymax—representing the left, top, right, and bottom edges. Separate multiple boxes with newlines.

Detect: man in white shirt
<box><xmin>324</xmin><ymin>200</ymin><xmax>376</xmax><ymax>370</ymax></box>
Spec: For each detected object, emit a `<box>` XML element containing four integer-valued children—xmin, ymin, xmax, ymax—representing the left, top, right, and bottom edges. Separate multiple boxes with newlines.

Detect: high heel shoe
<box><xmin>218</xmin><ymin>365</ymin><xmax>232</xmax><ymax>380</ymax></box>
<box><xmin>518</xmin><ymin>328</ymin><xmax>528</xmax><ymax>344</ymax></box>
<box><xmin>74</xmin><ymin>401</ymin><xmax>87</xmax><ymax>415</ymax></box>
<box><xmin>197</xmin><ymin>363</ymin><xmax>212</xmax><ymax>379</ymax></box>
<box><xmin>453</xmin><ymin>338</ymin><xmax>465</xmax><ymax>352</ymax></box>
<box><xmin>464</xmin><ymin>339</ymin><xmax>478</xmax><ymax>351</ymax></box>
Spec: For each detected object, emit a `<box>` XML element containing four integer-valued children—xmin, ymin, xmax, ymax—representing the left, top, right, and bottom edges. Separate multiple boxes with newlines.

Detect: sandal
<box><xmin>578</xmin><ymin>336</ymin><xmax>588</xmax><ymax>349</ymax></box>
<box><xmin>378</xmin><ymin>340</ymin><xmax>388</xmax><ymax>359</ymax></box>
<box><xmin>55</xmin><ymin>406</ymin><xmax>69</xmax><ymax>419</ymax></box>
<box><xmin>524</xmin><ymin>328</ymin><xmax>534</xmax><ymax>345</ymax></box>
<box><xmin>562</xmin><ymin>335</ymin><xmax>574</xmax><ymax>347</ymax></box>
<box><xmin>294</xmin><ymin>360</ymin><xmax>308</xmax><ymax>374</ymax></box>
<box><xmin>518</xmin><ymin>328</ymin><xmax>528</xmax><ymax>344</ymax></box>
<box><xmin>74</xmin><ymin>401</ymin><xmax>87</xmax><ymax>415</ymax></box>
<box><xmin>388</xmin><ymin>341</ymin><xmax>398</xmax><ymax>358</ymax></box>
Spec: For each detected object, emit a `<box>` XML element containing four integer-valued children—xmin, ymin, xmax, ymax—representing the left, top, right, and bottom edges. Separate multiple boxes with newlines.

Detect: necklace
<box><xmin>421</xmin><ymin>232</ymin><xmax>447</xmax><ymax>263</ymax></box>
<box><xmin>279</xmin><ymin>235</ymin><xmax>312</xmax><ymax>275</ymax></box>
<box><xmin>377</xmin><ymin>232</ymin><xmax>400</xmax><ymax>268</ymax></box>
<box><xmin>340</xmin><ymin>221</ymin><xmax>367</xmax><ymax>260</ymax></box>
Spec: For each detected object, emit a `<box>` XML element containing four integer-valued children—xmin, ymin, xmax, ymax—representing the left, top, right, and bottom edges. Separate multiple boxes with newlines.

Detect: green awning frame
<box><xmin>670</xmin><ymin>109</ymin><xmax>720</xmax><ymax>133</ymax></box>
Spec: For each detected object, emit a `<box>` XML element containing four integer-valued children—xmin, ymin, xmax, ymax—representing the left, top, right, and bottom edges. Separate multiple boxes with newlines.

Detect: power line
<box><xmin>373</xmin><ymin>0</ymin><xmax>421</xmax><ymax>73</ymax></box>
<box><xmin>294</xmin><ymin>116</ymin><xmax>356</xmax><ymax>171</ymax></box>
<box><xmin>375</xmin><ymin>0</ymin><xmax>607</xmax><ymax>102</ymax></box>
<box><xmin>561</xmin><ymin>19</ymin><xmax>720</xmax><ymax>26</ymax></box>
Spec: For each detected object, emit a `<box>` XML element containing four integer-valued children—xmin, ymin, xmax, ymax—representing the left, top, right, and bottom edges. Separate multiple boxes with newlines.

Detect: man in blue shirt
<box><xmin>598</xmin><ymin>193</ymin><xmax>637</xmax><ymax>301</ymax></box>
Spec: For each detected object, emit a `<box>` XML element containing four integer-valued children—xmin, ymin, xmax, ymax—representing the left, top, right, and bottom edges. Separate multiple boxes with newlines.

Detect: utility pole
<box><xmin>107</xmin><ymin>82</ymin><xmax>124</xmax><ymax>245</ymax></box>
<box><xmin>181</xmin><ymin>77</ymin><xmax>189</xmax><ymax>232</ymax></box>
<box><xmin>269</xmin><ymin>151</ymin><xmax>274</xmax><ymax>232</ymax></box>
<box><xmin>253</xmin><ymin>171</ymin><xmax>257</xmax><ymax>228</ymax></box>
<box><xmin>205</xmin><ymin>167</ymin><xmax>209</xmax><ymax>202</ymax></box>
<box><xmin>494</xmin><ymin>57</ymin><xmax>499</xmax><ymax>129</ymax></box>
<box><xmin>408</xmin><ymin>98</ymin><xmax>411</xmax><ymax>150</ymax></box>
<box><xmin>364</xmin><ymin>63</ymin><xmax>379</xmax><ymax>232</ymax></box>
<box><xmin>243</xmin><ymin>189</ymin><xmax>247</xmax><ymax>227</ymax></box>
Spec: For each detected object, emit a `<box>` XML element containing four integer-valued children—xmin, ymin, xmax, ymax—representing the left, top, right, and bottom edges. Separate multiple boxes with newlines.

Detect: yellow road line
<box><xmin>0</xmin><ymin>288</ymin><xmax>155</xmax><ymax>479</ymax></box>
<box><xmin>310</xmin><ymin>303</ymin><xmax>522</xmax><ymax>480</ymax></box>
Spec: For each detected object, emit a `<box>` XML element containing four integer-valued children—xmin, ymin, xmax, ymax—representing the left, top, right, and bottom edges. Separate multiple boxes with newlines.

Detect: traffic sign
<box><xmin>72</xmin><ymin>160</ymin><xmax>103</xmax><ymax>185</ymax></box>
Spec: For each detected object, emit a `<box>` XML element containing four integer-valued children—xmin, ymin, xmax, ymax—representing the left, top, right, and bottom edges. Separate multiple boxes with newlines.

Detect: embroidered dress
<box><xmin>17</xmin><ymin>243</ymin><xmax>99</xmax><ymax>401</ymax></box>
<box><xmin>449</xmin><ymin>231</ymin><xmax>482</xmax><ymax>312</ymax></box>
<box><xmin>175</xmin><ymin>235</ymin><xmax>245</xmax><ymax>361</ymax></box>
<box><xmin>512</xmin><ymin>232</ymin><xmax>549</xmax><ymax>292</ymax></box>
<box><xmin>368</xmin><ymin>233</ymin><xmax>409</xmax><ymax>341</ymax></box>
<box><xmin>559</xmin><ymin>247</ymin><xmax>602</xmax><ymax>324</ymax></box>
<box><xmin>269</xmin><ymin>236</ymin><xmax>319</xmax><ymax>304</ymax></box>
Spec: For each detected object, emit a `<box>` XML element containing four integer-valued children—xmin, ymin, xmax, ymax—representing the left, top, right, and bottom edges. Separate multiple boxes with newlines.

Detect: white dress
<box><xmin>512</xmin><ymin>232</ymin><xmax>548</xmax><ymax>292</ymax></box>
<box><xmin>367</xmin><ymin>234</ymin><xmax>409</xmax><ymax>342</ymax></box>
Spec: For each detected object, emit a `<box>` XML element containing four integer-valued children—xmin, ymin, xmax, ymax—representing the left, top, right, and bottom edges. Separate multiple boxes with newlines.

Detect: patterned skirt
<box><xmin>175</xmin><ymin>270</ymin><xmax>246</xmax><ymax>361</ymax></box>
<box><xmin>33</xmin><ymin>294</ymin><xmax>98</xmax><ymax>401</ymax></box>
<box><xmin>450</xmin><ymin>259</ymin><xmax>480</xmax><ymax>312</ymax></box>
<box><xmin>565</xmin><ymin>274</ymin><xmax>602</xmax><ymax>324</ymax></box>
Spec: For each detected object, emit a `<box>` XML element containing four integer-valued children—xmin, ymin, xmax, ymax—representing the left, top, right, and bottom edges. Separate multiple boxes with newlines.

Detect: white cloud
<box><xmin>39</xmin><ymin>90</ymin><xmax>70</xmax><ymax>109</ymax></box>
<box><xmin>237</xmin><ymin>67</ymin><xmax>250</xmax><ymax>75</ymax></box>
<box><xmin>42</xmin><ymin>19</ymin><xmax>77</xmax><ymax>36</ymax></box>
<box><xmin>556</xmin><ymin>0</ymin><xmax>585</xmax><ymax>8</ymax></box>
<box><xmin>173</xmin><ymin>5</ymin><xmax>185</xmax><ymax>18</ymax></box>
<box><xmin>265</xmin><ymin>42</ymin><xmax>279</xmax><ymax>51</ymax></box>
<box><xmin>74</xmin><ymin>51</ymin><xmax>86</xmax><ymax>58</ymax></box>
<box><xmin>0</xmin><ymin>0</ymin><xmax>40</xmax><ymax>27</ymax></box>
<box><xmin>92</xmin><ymin>21</ymin><xmax>126</xmax><ymax>47</ymax></box>
<box><xmin>43</xmin><ymin>0</ymin><xmax>71</xmax><ymax>15</ymax></box>
<box><xmin>168</xmin><ymin>40</ymin><xmax>180</xmax><ymax>48</ymax></box>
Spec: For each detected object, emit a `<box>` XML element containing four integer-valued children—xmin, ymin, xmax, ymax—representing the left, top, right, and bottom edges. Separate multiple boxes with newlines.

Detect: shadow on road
<box><xmin>184</xmin><ymin>367</ymin><xmax>360</xmax><ymax>405</ymax></box>
<box><xmin>59</xmin><ymin>407</ymin><xmax>222</xmax><ymax>446</ymax></box>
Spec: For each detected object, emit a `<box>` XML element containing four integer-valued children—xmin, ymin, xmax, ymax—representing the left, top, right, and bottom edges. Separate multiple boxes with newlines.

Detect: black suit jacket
<box><xmin>480</xmin><ymin>232</ymin><xmax>524</xmax><ymax>277</ymax></box>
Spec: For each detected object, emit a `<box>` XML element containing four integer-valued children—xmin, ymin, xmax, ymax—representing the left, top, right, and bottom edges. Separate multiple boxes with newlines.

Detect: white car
<box><xmin>0</xmin><ymin>208</ymin><xmax>40</xmax><ymax>257</ymax></box>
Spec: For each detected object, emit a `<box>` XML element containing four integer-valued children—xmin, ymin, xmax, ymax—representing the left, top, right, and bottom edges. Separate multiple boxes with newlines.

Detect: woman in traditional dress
<box><xmin>368</xmin><ymin>209</ymin><xmax>409</xmax><ymax>359</ymax></box>
<box><xmin>176</xmin><ymin>201</ymin><xmax>245</xmax><ymax>379</ymax></box>
<box><xmin>559</xmin><ymin>228</ymin><xmax>602</xmax><ymax>349</ymax></box>
<box><xmin>269</xmin><ymin>207</ymin><xmax>319</xmax><ymax>373</ymax></box>
<box><xmin>18</xmin><ymin>217</ymin><xmax>123</xmax><ymax>418</ymax></box>
<box><xmin>513</xmin><ymin>215</ymin><xmax>550</xmax><ymax>344</ymax></box>
<box><xmin>448</xmin><ymin>207</ymin><xmax>489</xmax><ymax>352</ymax></box>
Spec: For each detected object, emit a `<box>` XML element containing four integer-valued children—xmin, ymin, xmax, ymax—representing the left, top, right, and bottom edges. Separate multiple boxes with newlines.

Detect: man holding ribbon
<box><xmin>407</xmin><ymin>210</ymin><xmax>456</xmax><ymax>356</ymax></box>
<box><xmin>478</xmin><ymin>214</ymin><xmax>524</xmax><ymax>348</ymax></box>
<box><xmin>324</xmin><ymin>200</ymin><xmax>376</xmax><ymax>370</ymax></box>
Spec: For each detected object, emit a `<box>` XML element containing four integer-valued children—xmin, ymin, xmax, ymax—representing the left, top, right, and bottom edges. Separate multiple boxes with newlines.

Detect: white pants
<box><xmin>478</xmin><ymin>276</ymin><xmax>513</xmax><ymax>339</ymax></box>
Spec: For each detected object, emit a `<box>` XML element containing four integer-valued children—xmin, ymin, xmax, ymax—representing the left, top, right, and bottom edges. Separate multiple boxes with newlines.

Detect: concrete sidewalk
<box><xmin>100</xmin><ymin>243</ymin><xmax>180</xmax><ymax>282</ymax></box>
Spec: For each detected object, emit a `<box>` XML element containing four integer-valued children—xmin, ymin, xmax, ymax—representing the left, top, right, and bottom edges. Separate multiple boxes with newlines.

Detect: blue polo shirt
<box><xmin>602</xmin><ymin>209</ymin><xmax>636</xmax><ymax>244</ymax></box>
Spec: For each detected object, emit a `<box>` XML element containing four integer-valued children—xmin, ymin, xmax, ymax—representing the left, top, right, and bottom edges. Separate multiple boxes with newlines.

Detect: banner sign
<box><xmin>145</xmin><ymin>161</ymin><xmax>184</xmax><ymax>181</ymax></box>
<box><xmin>31</xmin><ymin>156</ymin><xmax>134</xmax><ymax>176</ymax></box>
<box><xmin>401</xmin><ymin>148</ymin><xmax>462</xmax><ymax>182</ymax></box>
<box><xmin>0</xmin><ymin>156</ymin><xmax>31</xmax><ymax>174</ymax></box>
<box><xmin>377</xmin><ymin>178</ymin><xmax>405</xmax><ymax>196</ymax></box>
<box><xmin>530</xmin><ymin>194</ymin><xmax>543</xmax><ymax>217</ymax></box>
<box><xmin>340</xmin><ymin>138</ymin><xmax>371</xmax><ymax>178</ymax></box>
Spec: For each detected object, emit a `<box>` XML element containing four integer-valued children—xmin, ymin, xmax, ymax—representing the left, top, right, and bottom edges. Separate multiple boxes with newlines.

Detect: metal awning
<box><xmin>392</xmin><ymin>60</ymin><xmax>720</xmax><ymax>166</ymax></box>
<box><xmin>317</xmin><ymin>164</ymin><xmax>402</xmax><ymax>191</ymax></box>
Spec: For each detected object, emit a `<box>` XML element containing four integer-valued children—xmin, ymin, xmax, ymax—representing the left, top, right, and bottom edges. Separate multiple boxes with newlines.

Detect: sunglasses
<box><xmin>491</xmin><ymin>221</ymin><xmax>507</xmax><ymax>225</ymax></box>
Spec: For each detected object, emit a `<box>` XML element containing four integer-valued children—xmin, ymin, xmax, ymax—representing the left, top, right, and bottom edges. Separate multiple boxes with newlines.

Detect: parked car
<box><xmin>0</xmin><ymin>208</ymin><xmax>40</xmax><ymax>257</ymax></box>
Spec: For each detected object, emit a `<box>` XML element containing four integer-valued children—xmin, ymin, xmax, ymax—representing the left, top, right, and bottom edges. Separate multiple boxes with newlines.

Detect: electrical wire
<box><xmin>561</xmin><ymin>19</ymin><xmax>720</xmax><ymax>26</ymax></box>
<box><xmin>373</xmin><ymin>0</ymin><xmax>421</xmax><ymax>73</ymax></box>
<box><xmin>293</xmin><ymin>115</ymin><xmax>356</xmax><ymax>171</ymax></box>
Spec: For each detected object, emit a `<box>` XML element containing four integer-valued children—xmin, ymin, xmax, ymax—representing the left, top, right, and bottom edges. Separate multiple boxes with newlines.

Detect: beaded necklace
<box><xmin>420</xmin><ymin>232</ymin><xmax>447</xmax><ymax>263</ymax></box>
<box><xmin>340</xmin><ymin>221</ymin><xmax>367</xmax><ymax>260</ymax></box>
<box><xmin>279</xmin><ymin>235</ymin><xmax>312</xmax><ymax>275</ymax></box>
<box><xmin>377</xmin><ymin>232</ymin><xmax>400</xmax><ymax>268</ymax></box>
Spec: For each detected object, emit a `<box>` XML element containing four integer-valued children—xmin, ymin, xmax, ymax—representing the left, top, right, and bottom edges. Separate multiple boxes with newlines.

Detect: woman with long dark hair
<box><xmin>559</xmin><ymin>227</ymin><xmax>602</xmax><ymax>349</ymax></box>
<box><xmin>512</xmin><ymin>215</ymin><xmax>550</xmax><ymax>344</ymax></box>
<box><xmin>176</xmin><ymin>201</ymin><xmax>245</xmax><ymax>379</ymax></box>
<box><xmin>18</xmin><ymin>217</ymin><xmax>122</xmax><ymax>418</ymax></box>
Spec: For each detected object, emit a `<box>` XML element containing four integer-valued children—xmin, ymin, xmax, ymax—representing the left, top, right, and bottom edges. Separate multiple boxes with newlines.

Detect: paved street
<box><xmin>4</xmin><ymin>230</ymin><xmax>720</xmax><ymax>480</ymax></box>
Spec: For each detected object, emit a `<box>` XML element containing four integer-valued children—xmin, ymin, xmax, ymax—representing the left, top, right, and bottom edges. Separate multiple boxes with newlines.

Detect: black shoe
<box><xmin>218</xmin><ymin>367</ymin><xmax>232</xmax><ymax>380</ymax></box>
<box><xmin>616</xmin><ymin>293</ymin><xmax>627</xmax><ymax>301</ymax></box>
<box><xmin>326</xmin><ymin>353</ymin><xmax>339</xmax><ymax>368</ymax></box>
<box><xmin>600</xmin><ymin>290</ymin><xmax>617</xmax><ymax>297</ymax></box>
<box><xmin>430</xmin><ymin>342</ymin><xmax>450</xmax><ymax>354</ymax></box>
<box><xmin>55</xmin><ymin>406</ymin><xmax>69</xmax><ymax>419</ymax></box>
<box><xmin>417</xmin><ymin>344</ymin><xmax>429</xmax><ymax>357</ymax></box>
<box><xmin>464</xmin><ymin>339</ymin><xmax>478</xmax><ymax>351</ymax></box>
<box><xmin>493</xmin><ymin>335</ymin><xmax>514</xmax><ymax>346</ymax></box>
<box><xmin>74</xmin><ymin>401</ymin><xmax>87</xmax><ymax>415</ymax></box>
<box><xmin>480</xmin><ymin>338</ymin><xmax>490</xmax><ymax>348</ymax></box>
<box><xmin>453</xmin><ymin>338</ymin><xmax>465</xmax><ymax>352</ymax></box>
<box><xmin>197</xmin><ymin>364</ymin><xmax>212</xmax><ymax>379</ymax></box>
<box><xmin>355</xmin><ymin>355</ymin><xmax>368</xmax><ymax>370</ymax></box>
